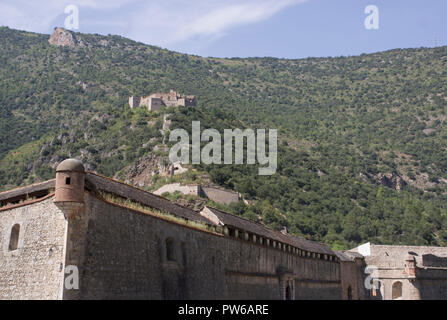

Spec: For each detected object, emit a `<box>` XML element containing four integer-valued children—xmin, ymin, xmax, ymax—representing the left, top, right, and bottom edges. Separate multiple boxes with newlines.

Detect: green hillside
<box><xmin>1</xmin><ymin>26</ymin><xmax>446</xmax><ymax>249</ymax></box>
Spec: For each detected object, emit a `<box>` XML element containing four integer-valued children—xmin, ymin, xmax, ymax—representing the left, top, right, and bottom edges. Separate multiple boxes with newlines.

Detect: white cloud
<box><xmin>129</xmin><ymin>0</ymin><xmax>306</xmax><ymax>46</ymax></box>
<box><xmin>0</xmin><ymin>3</ymin><xmax>24</xmax><ymax>25</ymax></box>
<box><xmin>70</xmin><ymin>0</ymin><xmax>136</xmax><ymax>10</ymax></box>
<box><xmin>0</xmin><ymin>0</ymin><xmax>135</xmax><ymax>32</ymax></box>
<box><xmin>176</xmin><ymin>0</ymin><xmax>304</xmax><ymax>41</ymax></box>
<box><xmin>0</xmin><ymin>2</ymin><xmax>51</xmax><ymax>32</ymax></box>
<box><xmin>0</xmin><ymin>0</ymin><xmax>306</xmax><ymax>46</ymax></box>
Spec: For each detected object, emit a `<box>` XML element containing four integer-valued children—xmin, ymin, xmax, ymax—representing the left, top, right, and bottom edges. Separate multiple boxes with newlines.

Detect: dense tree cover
<box><xmin>0</xmin><ymin>27</ymin><xmax>447</xmax><ymax>249</ymax></box>
<box><xmin>169</xmin><ymin>108</ymin><xmax>447</xmax><ymax>249</ymax></box>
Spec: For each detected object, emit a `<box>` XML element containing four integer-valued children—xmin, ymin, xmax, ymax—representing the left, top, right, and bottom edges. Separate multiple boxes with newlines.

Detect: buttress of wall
<box><xmin>75</xmin><ymin>193</ymin><xmax>341</xmax><ymax>300</ymax></box>
<box><xmin>339</xmin><ymin>260</ymin><xmax>366</xmax><ymax>300</ymax></box>
<box><xmin>0</xmin><ymin>198</ymin><xmax>67</xmax><ymax>300</ymax></box>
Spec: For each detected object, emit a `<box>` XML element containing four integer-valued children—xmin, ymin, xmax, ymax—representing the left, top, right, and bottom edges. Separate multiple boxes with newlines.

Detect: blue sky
<box><xmin>0</xmin><ymin>0</ymin><xmax>446</xmax><ymax>59</ymax></box>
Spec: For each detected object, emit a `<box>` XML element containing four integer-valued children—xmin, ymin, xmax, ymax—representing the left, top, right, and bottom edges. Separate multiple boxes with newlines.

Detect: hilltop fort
<box><xmin>129</xmin><ymin>90</ymin><xmax>196</xmax><ymax>111</ymax></box>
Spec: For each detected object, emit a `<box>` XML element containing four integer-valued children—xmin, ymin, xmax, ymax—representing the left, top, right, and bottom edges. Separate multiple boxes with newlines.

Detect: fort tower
<box><xmin>54</xmin><ymin>158</ymin><xmax>85</xmax><ymax>219</ymax></box>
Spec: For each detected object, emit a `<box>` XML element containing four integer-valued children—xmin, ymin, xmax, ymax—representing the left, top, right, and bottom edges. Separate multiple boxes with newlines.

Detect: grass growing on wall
<box><xmin>97</xmin><ymin>190</ymin><xmax>222</xmax><ymax>234</ymax></box>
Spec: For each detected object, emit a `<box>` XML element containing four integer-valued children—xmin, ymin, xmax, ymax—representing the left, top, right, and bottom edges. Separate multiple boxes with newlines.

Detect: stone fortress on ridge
<box><xmin>0</xmin><ymin>159</ymin><xmax>446</xmax><ymax>300</ymax></box>
<box><xmin>129</xmin><ymin>90</ymin><xmax>196</xmax><ymax>111</ymax></box>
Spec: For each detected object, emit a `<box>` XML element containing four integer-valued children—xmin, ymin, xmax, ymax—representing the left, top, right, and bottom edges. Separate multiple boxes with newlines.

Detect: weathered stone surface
<box><xmin>153</xmin><ymin>183</ymin><xmax>240</xmax><ymax>205</ymax></box>
<box><xmin>154</xmin><ymin>183</ymin><xmax>201</xmax><ymax>196</ymax></box>
<box><xmin>129</xmin><ymin>90</ymin><xmax>196</xmax><ymax>110</ymax></box>
<box><xmin>201</xmin><ymin>186</ymin><xmax>240</xmax><ymax>204</ymax></box>
<box><xmin>0</xmin><ymin>184</ymin><xmax>342</xmax><ymax>300</ymax></box>
<box><xmin>2</xmin><ymin>161</ymin><xmax>446</xmax><ymax>300</ymax></box>
<box><xmin>75</xmin><ymin>193</ymin><xmax>341</xmax><ymax>299</ymax></box>
<box><xmin>350</xmin><ymin>243</ymin><xmax>447</xmax><ymax>300</ymax></box>
<box><xmin>0</xmin><ymin>198</ymin><xmax>66</xmax><ymax>300</ymax></box>
<box><xmin>48</xmin><ymin>27</ymin><xmax>76</xmax><ymax>47</ymax></box>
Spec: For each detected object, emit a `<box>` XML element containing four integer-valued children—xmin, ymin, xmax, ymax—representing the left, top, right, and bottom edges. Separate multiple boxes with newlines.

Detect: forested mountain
<box><xmin>1</xmin><ymin>26</ymin><xmax>447</xmax><ymax>249</ymax></box>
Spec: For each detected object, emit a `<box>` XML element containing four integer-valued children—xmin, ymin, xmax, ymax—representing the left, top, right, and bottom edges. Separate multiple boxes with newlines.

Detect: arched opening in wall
<box><xmin>166</xmin><ymin>238</ymin><xmax>175</xmax><ymax>261</ymax></box>
<box><xmin>8</xmin><ymin>224</ymin><xmax>20</xmax><ymax>251</ymax></box>
<box><xmin>392</xmin><ymin>281</ymin><xmax>403</xmax><ymax>300</ymax></box>
<box><xmin>285</xmin><ymin>285</ymin><xmax>292</xmax><ymax>300</ymax></box>
<box><xmin>347</xmin><ymin>286</ymin><xmax>353</xmax><ymax>300</ymax></box>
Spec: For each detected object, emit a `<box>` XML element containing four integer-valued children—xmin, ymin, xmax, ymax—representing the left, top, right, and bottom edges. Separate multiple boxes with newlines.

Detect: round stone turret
<box><xmin>54</xmin><ymin>158</ymin><xmax>85</xmax><ymax>204</ymax></box>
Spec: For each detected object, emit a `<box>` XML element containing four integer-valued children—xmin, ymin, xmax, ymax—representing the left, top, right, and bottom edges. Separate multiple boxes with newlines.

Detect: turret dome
<box><xmin>56</xmin><ymin>159</ymin><xmax>85</xmax><ymax>173</ymax></box>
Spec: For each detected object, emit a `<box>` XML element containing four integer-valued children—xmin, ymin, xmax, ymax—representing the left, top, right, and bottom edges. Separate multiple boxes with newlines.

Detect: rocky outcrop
<box><xmin>123</xmin><ymin>152</ymin><xmax>182</xmax><ymax>187</ymax></box>
<box><xmin>375</xmin><ymin>172</ymin><xmax>407</xmax><ymax>191</ymax></box>
<box><xmin>48</xmin><ymin>27</ymin><xmax>85</xmax><ymax>48</ymax></box>
<box><xmin>48</xmin><ymin>27</ymin><xmax>75</xmax><ymax>47</ymax></box>
<box><xmin>48</xmin><ymin>27</ymin><xmax>128</xmax><ymax>49</ymax></box>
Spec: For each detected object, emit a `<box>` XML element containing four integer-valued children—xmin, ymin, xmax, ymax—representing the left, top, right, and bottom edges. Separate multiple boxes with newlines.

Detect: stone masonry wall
<box><xmin>0</xmin><ymin>198</ymin><xmax>67</xmax><ymax>300</ymax></box>
<box><xmin>153</xmin><ymin>183</ymin><xmax>200</xmax><ymax>197</ymax></box>
<box><xmin>354</xmin><ymin>244</ymin><xmax>447</xmax><ymax>300</ymax></box>
<box><xmin>202</xmin><ymin>187</ymin><xmax>240</xmax><ymax>205</ymax></box>
<box><xmin>417</xmin><ymin>279</ymin><xmax>447</xmax><ymax>299</ymax></box>
<box><xmin>75</xmin><ymin>193</ymin><xmax>341</xmax><ymax>299</ymax></box>
<box><xmin>339</xmin><ymin>260</ymin><xmax>366</xmax><ymax>300</ymax></box>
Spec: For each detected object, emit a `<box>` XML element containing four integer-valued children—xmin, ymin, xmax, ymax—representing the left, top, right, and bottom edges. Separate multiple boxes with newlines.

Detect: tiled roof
<box><xmin>85</xmin><ymin>173</ymin><xmax>211</xmax><ymax>224</ymax></box>
<box><xmin>85</xmin><ymin>175</ymin><xmax>335</xmax><ymax>255</ymax></box>
<box><xmin>204</xmin><ymin>206</ymin><xmax>335</xmax><ymax>255</ymax></box>
<box><xmin>0</xmin><ymin>179</ymin><xmax>55</xmax><ymax>206</ymax></box>
<box><xmin>0</xmin><ymin>171</ymin><xmax>337</xmax><ymax>257</ymax></box>
<box><xmin>336</xmin><ymin>251</ymin><xmax>364</xmax><ymax>262</ymax></box>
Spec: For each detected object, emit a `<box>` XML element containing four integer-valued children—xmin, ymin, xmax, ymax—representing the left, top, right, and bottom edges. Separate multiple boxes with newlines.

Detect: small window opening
<box><xmin>166</xmin><ymin>238</ymin><xmax>175</xmax><ymax>261</ymax></box>
<box><xmin>66</xmin><ymin>177</ymin><xmax>71</xmax><ymax>185</ymax></box>
<box><xmin>9</xmin><ymin>224</ymin><xmax>20</xmax><ymax>251</ymax></box>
